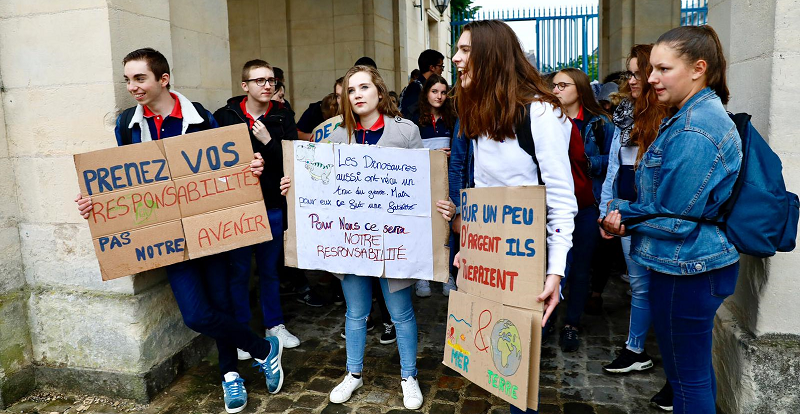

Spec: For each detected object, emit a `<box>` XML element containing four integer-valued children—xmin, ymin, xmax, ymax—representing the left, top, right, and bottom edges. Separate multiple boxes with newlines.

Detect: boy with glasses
<box><xmin>400</xmin><ymin>49</ymin><xmax>445</xmax><ymax>119</ymax></box>
<box><xmin>75</xmin><ymin>49</ymin><xmax>284</xmax><ymax>414</ymax></box>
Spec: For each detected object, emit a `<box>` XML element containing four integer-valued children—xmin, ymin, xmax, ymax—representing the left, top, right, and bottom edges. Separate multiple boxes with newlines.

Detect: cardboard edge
<box><xmin>526</xmin><ymin>308</ymin><xmax>544</xmax><ymax>411</ymax></box>
<box><xmin>282</xmin><ymin>140</ymin><xmax>298</xmax><ymax>267</ymax></box>
<box><xmin>430</xmin><ymin>149</ymin><xmax>450</xmax><ymax>283</ymax></box>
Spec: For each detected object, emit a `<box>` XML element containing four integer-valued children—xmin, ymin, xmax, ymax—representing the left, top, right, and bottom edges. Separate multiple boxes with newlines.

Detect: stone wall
<box><xmin>227</xmin><ymin>0</ymin><xmax>450</xmax><ymax>124</ymax></box>
<box><xmin>710</xmin><ymin>0</ymin><xmax>800</xmax><ymax>412</ymax></box>
<box><xmin>0</xmin><ymin>0</ymin><xmax>228</xmax><ymax>405</ymax></box>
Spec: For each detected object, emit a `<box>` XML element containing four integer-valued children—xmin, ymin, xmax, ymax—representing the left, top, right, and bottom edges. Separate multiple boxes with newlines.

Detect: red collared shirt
<box><xmin>240</xmin><ymin>96</ymin><xmax>273</xmax><ymax>128</ymax></box>
<box><xmin>143</xmin><ymin>92</ymin><xmax>182</xmax><ymax>140</ymax></box>
<box><xmin>355</xmin><ymin>115</ymin><xmax>385</xmax><ymax>145</ymax></box>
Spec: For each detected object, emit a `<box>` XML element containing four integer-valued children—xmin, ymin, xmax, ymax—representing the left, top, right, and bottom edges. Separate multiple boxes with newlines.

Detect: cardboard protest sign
<box><xmin>282</xmin><ymin>140</ymin><xmax>449</xmax><ymax>281</ymax></box>
<box><xmin>443</xmin><ymin>289</ymin><xmax>541</xmax><ymax>410</ymax></box>
<box><xmin>311</xmin><ymin>115</ymin><xmax>343</xmax><ymax>142</ymax></box>
<box><xmin>74</xmin><ymin>124</ymin><xmax>271</xmax><ymax>280</ymax></box>
<box><xmin>455</xmin><ymin>186</ymin><xmax>547</xmax><ymax>310</ymax></box>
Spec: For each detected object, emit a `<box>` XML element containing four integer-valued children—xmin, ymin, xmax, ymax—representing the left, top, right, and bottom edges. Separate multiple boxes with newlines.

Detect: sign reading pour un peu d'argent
<box><xmin>73</xmin><ymin>124</ymin><xmax>272</xmax><ymax>281</ymax></box>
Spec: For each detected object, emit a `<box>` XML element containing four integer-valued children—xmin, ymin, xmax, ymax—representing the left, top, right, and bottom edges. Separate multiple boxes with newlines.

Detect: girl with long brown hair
<box><xmin>550</xmin><ymin>67</ymin><xmax>620</xmax><ymax>353</ymax></box>
<box><xmin>410</xmin><ymin>74</ymin><xmax>457</xmax><ymax>152</ymax></box>
<box><xmin>450</xmin><ymin>20</ymin><xmax>577</xmax><ymax>414</ymax></box>
<box><xmin>598</xmin><ymin>43</ymin><xmax>673</xmax><ymax>410</ymax></box>
<box><xmin>280</xmin><ymin>65</ymin><xmax>455</xmax><ymax>410</ymax></box>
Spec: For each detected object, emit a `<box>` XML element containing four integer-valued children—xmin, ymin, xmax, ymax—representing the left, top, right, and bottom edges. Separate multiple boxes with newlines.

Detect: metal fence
<box><xmin>450</xmin><ymin>0</ymin><xmax>709</xmax><ymax>83</ymax></box>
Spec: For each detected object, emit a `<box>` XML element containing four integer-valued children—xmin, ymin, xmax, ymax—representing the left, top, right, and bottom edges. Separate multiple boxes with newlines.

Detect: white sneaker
<box><xmin>236</xmin><ymin>349</ymin><xmax>252</xmax><ymax>360</ymax></box>
<box><xmin>442</xmin><ymin>275</ymin><xmax>457</xmax><ymax>297</ymax></box>
<box><xmin>266</xmin><ymin>324</ymin><xmax>300</xmax><ymax>349</ymax></box>
<box><xmin>415</xmin><ymin>280</ymin><xmax>431</xmax><ymax>298</ymax></box>
<box><xmin>329</xmin><ymin>372</ymin><xmax>363</xmax><ymax>403</ymax></box>
<box><xmin>401</xmin><ymin>376</ymin><xmax>423</xmax><ymax>409</ymax></box>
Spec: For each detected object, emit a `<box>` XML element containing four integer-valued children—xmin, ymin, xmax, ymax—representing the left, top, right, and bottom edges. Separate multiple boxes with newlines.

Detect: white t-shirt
<box><xmin>472</xmin><ymin>101</ymin><xmax>577</xmax><ymax>277</ymax></box>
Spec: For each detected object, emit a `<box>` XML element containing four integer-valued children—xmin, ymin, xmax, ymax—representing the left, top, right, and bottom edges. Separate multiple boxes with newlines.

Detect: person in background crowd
<box><xmin>598</xmin><ymin>43</ymin><xmax>674</xmax><ymax>411</ymax></box>
<box><xmin>409</xmin><ymin>73</ymin><xmax>458</xmax><ymax>297</ymax></box>
<box><xmin>597</xmin><ymin>81</ymin><xmax>619</xmax><ymax>115</ymax></box>
<box><xmin>214</xmin><ymin>58</ymin><xmax>302</xmax><ymax>360</ymax></box>
<box><xmin>76</xmin><ymin>49</ymin><xmax>283</xmax><ymax>414</ymax></box>
<box><xmin>400</xmin><ymin>49</ymin><xmax>445</xmax><ymax>117</ymax></box>
<box><xmin>451</xmin><ymin>20</ymin><xmax>577</xmax><ymax>414</ymax></box>
<box><xmin>271</xmin><ymin>67</ymin><xmax>292</xmax><ymax>112</ymax></box>
<box><xmin>281</xmin><ymin>65</ymin><xmax>455</xmax><ymax>410</ymax></box>
<box><xmin>399</xmin><ymin>69</ymin><xmax>421</xmax><ymax>103</ymax></box>
<box><xmin>551</xmin><ymin>67</ymin><xmax>619</xmax><ymax>353</ymax></box>
<box><xmin>296</xmin><ymin>78</ymin><xmax>344</xmax><ymax>141</ymax></box>
<box><xmin>601</xmin><ymin>25</ymin><xmax>741</xmax><ymax>414</ymax></box>
<box><xmin>321</xmin><ymin>92</ymin><xmax>339</xmax><ymax>120</ymax></box>
<box><xmin>272</xmin><ymin>81</ymin><xmax>286</xmax><ymax>106</ymax></box>
<box><xmin>388</xmin><ymin>91</ymin><xmax>399</xmax><ymax>108</ymax></box>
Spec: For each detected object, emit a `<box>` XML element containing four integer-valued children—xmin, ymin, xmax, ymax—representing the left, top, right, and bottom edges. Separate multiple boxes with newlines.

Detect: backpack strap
<box><xmin>118</xmin><ymin>107</ymin><xmax>137</xmax><ymax>146</ymax></box>
<box><xmin>191</xmin><ymin>102</ymin><xmax>213</xmax><ymax>130</ymax></box>
<box><xmin>514</xmin><ymin>102</ymin><xmax>545</xmax><ymax>186</ymax></box>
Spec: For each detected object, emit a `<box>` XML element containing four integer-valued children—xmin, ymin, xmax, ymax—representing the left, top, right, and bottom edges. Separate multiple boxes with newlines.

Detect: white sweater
<box><xmin>473</xmin><ymin>101</ymin><xmax>577</xmax><ymax>277</ymax></box>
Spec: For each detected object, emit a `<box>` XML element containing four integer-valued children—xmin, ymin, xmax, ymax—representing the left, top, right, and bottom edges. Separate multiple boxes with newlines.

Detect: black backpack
<box><xmin>117</xmin><ymin>102</ymin><xmax>212</xmax><ymax>146</ymax></box>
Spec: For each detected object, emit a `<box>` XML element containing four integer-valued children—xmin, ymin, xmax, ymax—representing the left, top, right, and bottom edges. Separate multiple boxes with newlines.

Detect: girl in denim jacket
<box><xmin>602</xmin><ymin>26</ymin><xmax>741</xmax><ymax>414</ymax></box>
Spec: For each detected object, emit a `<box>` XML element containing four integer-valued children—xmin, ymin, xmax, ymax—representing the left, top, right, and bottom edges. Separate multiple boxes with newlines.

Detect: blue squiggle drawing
<box><xmin>448</xmin><ymin>314</ymin><xmax>472</xmax><ymax>327</ymax></box>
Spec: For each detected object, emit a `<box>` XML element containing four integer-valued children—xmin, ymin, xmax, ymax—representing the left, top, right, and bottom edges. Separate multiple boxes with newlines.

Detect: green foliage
<box><xmin>451</xmin><ymin>0</ymin><xmax>481</xmax><ymax>21</ymax></box>
<box><xmin>540</xmin><ymin>50</ymin><xmax>599</xmax><ymax>81</ymax></box>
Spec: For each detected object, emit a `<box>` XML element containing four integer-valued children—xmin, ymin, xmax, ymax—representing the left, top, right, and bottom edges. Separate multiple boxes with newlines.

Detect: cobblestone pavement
<box><xmin>5</xmin><ymin>276</ymin><xmax>667</xmax><ymax>414</ymax></box>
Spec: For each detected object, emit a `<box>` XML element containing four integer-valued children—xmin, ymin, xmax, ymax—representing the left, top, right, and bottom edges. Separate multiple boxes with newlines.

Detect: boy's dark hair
<box><xmin>354</xmin><ymin>56</ymin><xmax>377</xmax><ymax>69</ymax></box>
<box><xmin>334</xmin><ymin>77</ymin><xmax>344</xmax><ymax>92</ymax></box>
<box><xmin>123</xmin><ymin>48</ymin><xmax>171</xmax><ymax>89</ymax></box>
<box><xmin>273</xmin><ymin>67</ymin><xmax>285</xmax><ymax>81</ymax></box>
<box><xmin>409</xmin><ymin>69</ymin><xmax>421</xmax><ymax>81</ymax></box>
<box><xmin>603</xmin><ymin>71</ymin><xmax>625</xmax><ymax>85</ymax></box>
<box><xmin>241</xmin><ymin>59</ymin><xmax>272</xmax><ymax>82</ymax></box>
<box><xmin>418</xmin><ymin>49</ymin><xmax>444</xmax><ymax>73</ymax></box>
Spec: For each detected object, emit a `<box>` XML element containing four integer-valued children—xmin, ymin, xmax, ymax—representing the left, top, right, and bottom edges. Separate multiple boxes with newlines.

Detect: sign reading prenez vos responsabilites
<box><xmin>443</xmin><ymin>186</ymin><xmax>546</xmax><ymax>412</ymax></box>
<box><xmin>74</xmin><ymin>124</ymin><xmax>272</xmax><ymax>281</ymax></box>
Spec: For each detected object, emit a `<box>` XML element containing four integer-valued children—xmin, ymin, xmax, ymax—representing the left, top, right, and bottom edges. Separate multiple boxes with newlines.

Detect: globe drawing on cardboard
<box><xmin>491</xmin><ymin>319</ymin><xmax>523</xmax><ymax>376</ymax></box>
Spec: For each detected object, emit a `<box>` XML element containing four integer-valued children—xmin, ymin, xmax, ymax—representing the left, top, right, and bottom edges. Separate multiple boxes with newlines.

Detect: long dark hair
<box><xmin>455</xmin><ymin>20</ymin><xmax>563</xmax><ymax>140</ymax></box>
<box><xmin>655</xmin><ymin>25</ymin><xmax>730</xmax><ymax>104</ymax></box>
<box><xmin>417</xmin><ymin>74</ymin><xmax>456</xmax><ymax>131</ymax></box>
<box><xmin>556</xmin><ymin>67</ymin><xmax>609</xmax><ymax>120</ymax></box>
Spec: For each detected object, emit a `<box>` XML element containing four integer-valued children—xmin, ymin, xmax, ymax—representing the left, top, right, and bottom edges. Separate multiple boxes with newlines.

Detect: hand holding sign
<box><xmin>250</xmin><ymin>152</ymin><xmax>264</xmax><ymax>177</ymax></box>
<box><xmin>75</xmin><ymin>193</ymin><xmax>92</xmax><ymax>219</ymax></box>
<box><xmin>537</xmin><ymin>274</ymin><xmax>562</xmax><ymax>328</ymax></box>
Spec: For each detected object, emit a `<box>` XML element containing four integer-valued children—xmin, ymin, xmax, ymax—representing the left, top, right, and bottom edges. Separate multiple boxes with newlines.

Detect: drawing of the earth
<box><xmin>491</xmin><ymin>319</ymin><xmax>522</xmax><ymax>376</ymax></box>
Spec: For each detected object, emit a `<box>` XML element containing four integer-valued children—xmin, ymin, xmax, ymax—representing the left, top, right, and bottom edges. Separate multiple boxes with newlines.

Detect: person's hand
<box><xmin>453</xmin><ymin>251</ymin><xmax>461</xmax><ymax>268</ymax></box>
<box><xmin>451</xmin><ymin>214</ymin><xmax>462</xmax><ymax>234</ymax></box>
<box><xmin>601</xmin><ymin>210</ymin><xmax>627</xmax><ymax>237</ymax></box>
<box><xmin>597</xmin><ymin>220</ymin><xmax>615</xmax><ymax>239</ymax></box>
<box><xmin>280</xmin><ymin>176</ymin><xmax>292</xmax><ymax>196</ymax></box>
<box><xmin>436</xmin><ymin>199</ymin><xmax>456</xmax><ymax>221</ymax></box>
<box><xmin>75</xmin><ymin>193</ymin><xmax>92</xmax><ymax>220</ymax></box>
<box><xmin>439</xmin><ymin>147</ymin><xmax>451</xmax><ymax>157</ymax></box>
<box><xmin>538</xmin><ymin>274</ymin><xmax>562</xmax><ymax>327</ymax></box>
<box><xmin>250</xmin><ymin>153</ymin><xmax>264</xmax><ymax>177</ymax></box>
<box><xmin>252</xmin><ymin>120</ymin><xmax>272</xmax><ymax>145</ymax></box>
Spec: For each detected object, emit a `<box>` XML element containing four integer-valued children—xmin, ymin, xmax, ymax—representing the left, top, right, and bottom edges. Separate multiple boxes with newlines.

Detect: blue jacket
<box><xmin>114</xmin><ymin>91</ymin><xmax>218</xmax><ymax>146</ymax></box>
<box><xmin>582</xmin><ymin>113</ymin><xmax>618</xmax><ymax>203</ymax></box>
<box><xmin>608</xmin><ymin>88</ymin><xmax>742</xmax><ymax>275</ymax></box>
<box><xmin>449</xmin><ymin>119</ymin><xmax>473</xmax><ymax>211</ymax></box>
<box><xmin>599</xmin><ymin>125</ymin><xmax>624</xmax><ymax>218</ymax></box>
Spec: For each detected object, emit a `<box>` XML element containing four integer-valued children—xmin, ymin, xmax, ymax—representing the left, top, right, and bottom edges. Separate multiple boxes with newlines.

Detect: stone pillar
<box><xmin>709</xmin><ymin>1</ymin><xmax>800</xmax><ymax>413</ymax></box>
<box><xmin>0</xmin><ymin>0</ymin><xmax>229</xmax><ymax>404</ymax></box>
<box><xmin>599</xmin><ymin>0</ymin><xmax>681</xmax><ymax>77</ymax></box>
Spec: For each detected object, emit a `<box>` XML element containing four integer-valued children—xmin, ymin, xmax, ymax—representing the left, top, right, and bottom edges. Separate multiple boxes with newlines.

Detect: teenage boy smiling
<box><xmin>75</xmin><ymin>48</ymin><xmax>284</xmax><ymax>414</ymax></box>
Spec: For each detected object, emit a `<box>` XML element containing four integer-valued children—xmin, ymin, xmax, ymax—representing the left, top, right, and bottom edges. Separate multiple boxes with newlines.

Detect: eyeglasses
<box><xmin>552</xmin><ymin>82</ymin><xmax>575</xmax><ymax>91</ymax></box>
<box><xmin>245</xmin><ymin>77</ymin><xmax>277</xmax><ymax>87</ymax></box>
<box><xmin>621</xmin><ymin>71</ymin><xmax>641</xmax><ymax>81</ymax></box>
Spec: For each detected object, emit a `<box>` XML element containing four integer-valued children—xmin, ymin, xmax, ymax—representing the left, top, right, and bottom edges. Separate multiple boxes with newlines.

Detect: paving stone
<box><xmin>319</xmin><ymin>403</ymin><xmax>350</xmax><ymax>414</ymax></box>
<box><xmin>563</xmin><ymin>401</ymin><xmax>596</xmax><ymax>414</ymax></box>
<box><xmin>437</xmin><ymin>375</ymin><xmax>465</xmax><ymax>390</ymax></box>
<box><xmin>293</xmin><ymin>393</ymin><xmax>326</xmax><ymax>408</ymax></box>
<box><xmin>460</xmin><ymin>399</ymin><xmax>492</xmax><ymax>414</ymax></box>
<box><xmin>465</xmin><ymin>383</ymin><xmax>492</xmax><ymax>398</ymax></box>
<box><xmin>594</xmin><ymin>404</ymin><xmax>628</xmax><ymax>414</ymax></box>
<box><xmin>430</xmin><ymin>402</ymin><xmax>457</xmax><ymax>414</ymax></box>
<box><xmin>435</xmin><ymin>389</ymin><xmax>460</xmax><ymax>403</ymax></box>
<box><xmin>306</xmin><ymin>378</ymin><xmax>337</xmax><ymax>393</ymax></box>
<box><xmin>362</xmin><ymin>390</ymin><xmax>390</xmax><ymax>404</ymax></box>
<box><xmin>260</xmin><ymin>396</ymin><xmax>293</xmax><ymax>413</ymax></box>
<box><xmin>537</xmin><ymin>403</ymin><xmax>562</xmax><ymax>414</ymax></box>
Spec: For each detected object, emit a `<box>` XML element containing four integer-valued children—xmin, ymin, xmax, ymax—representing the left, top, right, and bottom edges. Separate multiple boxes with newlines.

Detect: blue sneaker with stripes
<box><xmin>221</xmin><ymin>372</ymin><xmax>247</xmax><ymax>413</ymax></box>
<box><xmin>254</xmin><ymin>336</ymin><xmax>284</xmax><ymax>394</ymax></box>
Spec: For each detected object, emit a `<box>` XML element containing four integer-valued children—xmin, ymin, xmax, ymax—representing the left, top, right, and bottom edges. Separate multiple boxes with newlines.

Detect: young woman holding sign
<box><xmin>280</xmin><ymin>65</ymin><xmax>455</xmax><ymax>410</ymax></box>
<box><xmin>451</xmin><ymin>20</ymin><xmax>578</xmax><ymax>414</ymax></box>
<box><xmin>601</xmin><ymin>26</ymin><xmax>741</xmax><ymax>414</ymax></box>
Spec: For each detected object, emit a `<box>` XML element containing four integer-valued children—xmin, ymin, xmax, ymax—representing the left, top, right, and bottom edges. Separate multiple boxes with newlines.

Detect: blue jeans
<box><xmin>228</xmin><ymin>208</ymin><xmax>285</xmax><ymax>328</ymax></box>
<box><xmin>563</xmin><ymin>206</ymin><xmax>600</xmax><ymax>327</ymax></box>
<box><xmin>621</xmin><ymin>236</ymin><xmax>651</xmax><ymax>353</ymax></box>
<box><xmin>649</xmin><ymin>263</ymin><xmax>739</xmax><ymax>414</ymax></box>
<box><xmin>341</xmin><ymin>275</ymin><xmax>417</xmax><ymax>377</ymax></box>
<box><xmin>167</xmin><ymin>255</ymin><xmax>269</xmax><ymax>379</ymax></box>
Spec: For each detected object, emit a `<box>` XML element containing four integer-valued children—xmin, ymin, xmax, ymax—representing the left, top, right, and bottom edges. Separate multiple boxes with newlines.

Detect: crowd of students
<box><xmin>74</xmin><ymin>18</ymin><xmax>741</xmax><ymax>414</ymax></box>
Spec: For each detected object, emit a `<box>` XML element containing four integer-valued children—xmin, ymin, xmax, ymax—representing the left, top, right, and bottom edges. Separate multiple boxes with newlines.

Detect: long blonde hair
<box><xmin>340</xmin><ymin>65</ymin><xmax>401</xmax><ymax>142</ymax></box>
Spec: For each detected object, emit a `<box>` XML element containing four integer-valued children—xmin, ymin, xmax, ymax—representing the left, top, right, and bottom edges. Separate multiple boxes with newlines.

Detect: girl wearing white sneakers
<box><xmin>280</xmin><ymin>65</ymin><xmax>455</xmax><ymax>410</ymax></box>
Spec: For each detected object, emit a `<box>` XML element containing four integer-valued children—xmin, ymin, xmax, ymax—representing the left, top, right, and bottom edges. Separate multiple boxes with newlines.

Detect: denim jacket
<box><xmin>583</xmin><ymin>114</ymin><xmax>619</xmax><ymax>203</ymax></box>
<box><xmin>449</xmin><ymin>119</ymin><xmax>474</xmax><ymax>211</ymax></box>
<box><xmin>599</xmin><ymin>126</ymin><xmax>624</xmax><ymax>218</ymax></box>
<box><xmin>608</xmin><ymin>88</ymin><xmax>742</xmax><ymax>275</ymax></box>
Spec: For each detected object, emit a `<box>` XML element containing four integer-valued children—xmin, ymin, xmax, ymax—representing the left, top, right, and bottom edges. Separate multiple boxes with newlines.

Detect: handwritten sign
<box><xmin>311</xmin><ymin>115</ymin><xmax>343</xmax><ymax>142</ymax></box>
<box><xmin>283</xmin><ymin>141</ymin><xmax>449</xmax><ymax>281</ymax></box>
<box><xmin>443</xmin><ymin>186</ymin><xmax>547</xmax><ymax>411</ymax></box>
<box><xmin>74</xmin><ymin>124</ymin><xmax>272</xmax><ymax>280</ymax></box>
